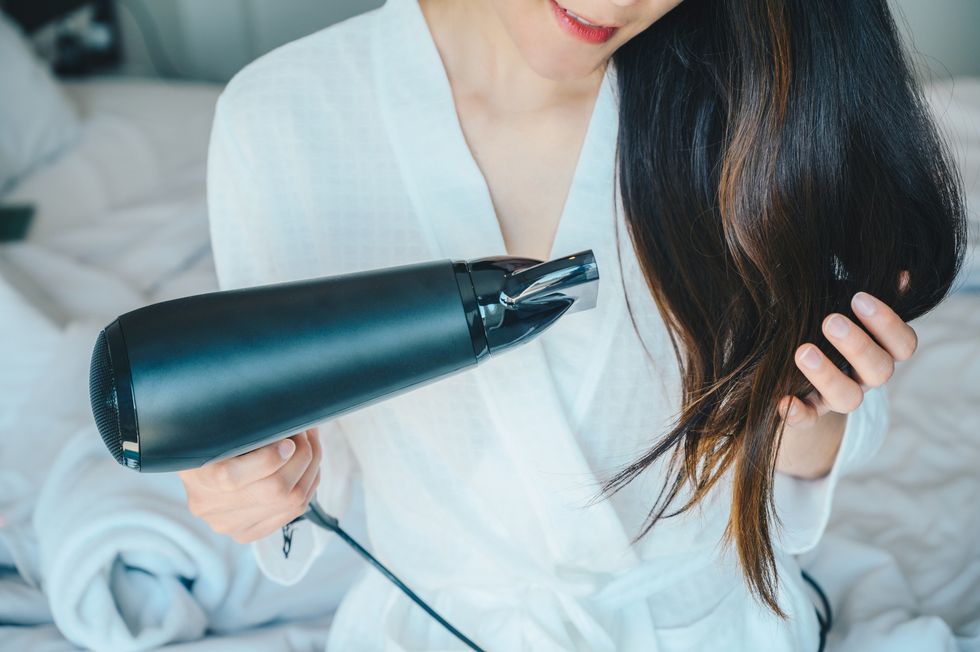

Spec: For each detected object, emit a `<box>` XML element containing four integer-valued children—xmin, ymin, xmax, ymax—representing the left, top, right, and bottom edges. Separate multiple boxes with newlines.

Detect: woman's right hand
<box><xmin>178</xmin><ymin>427</ymin><xmax>322</xmax><ymax>544</ymax></box>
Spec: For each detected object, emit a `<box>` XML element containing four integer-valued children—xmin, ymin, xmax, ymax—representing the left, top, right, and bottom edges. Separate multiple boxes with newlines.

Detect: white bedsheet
<box><xmin>0</xmin><ymin>75</ymin><xmax>978</xmax><ymax>651</ymax></box>
<box><xmin>804</xmin><ymin>292</ymin><xmax>980</xmax><ymax>651</ymax></box>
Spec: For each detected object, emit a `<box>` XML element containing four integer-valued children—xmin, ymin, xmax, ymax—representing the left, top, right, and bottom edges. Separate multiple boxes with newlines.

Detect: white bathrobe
<box><xmin>206</xmin><ymin>0</ymin><xmax>890</xmax><ymax>649</ymax></box>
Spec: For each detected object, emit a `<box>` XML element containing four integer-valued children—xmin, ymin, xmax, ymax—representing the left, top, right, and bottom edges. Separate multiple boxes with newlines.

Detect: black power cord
<box><xmin>801</xmin><ymin>569</ymin><xmax>833</xmax><ymax>652</ymax></box>
<box><xmin>288</xmin><ymin>501</ymin><xmax>486</xmax><ymax>652</ymax></box>
<box><xmin>286</xmin><ymin>501</ymin><xmax>833</xmax><ymax>652</ymax></box>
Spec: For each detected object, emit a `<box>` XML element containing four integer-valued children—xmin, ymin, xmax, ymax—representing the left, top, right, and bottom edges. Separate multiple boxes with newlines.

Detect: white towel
<box><xmin>31</xmin><ymin>427</ymin><xmax>363</xmax><ymax>651</ymax></box>
<box><xmin>0</xmin><ymin>574</ymin><xmax>52</xmax><ymax>626</ymax></box>
<box><xmin>0</xmin><ymin>616</ymin><xmax>336</xmax><ymax>652</ymax></box>
<box><xmin>0</xmin><ymin>317</ymin><xmax>105</xmax><ymax>593</ymax></box>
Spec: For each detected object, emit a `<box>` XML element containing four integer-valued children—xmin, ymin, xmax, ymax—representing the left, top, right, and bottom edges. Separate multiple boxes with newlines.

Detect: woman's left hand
<box><xmin>778</xmin><ymin>276</ymin><xmax>917</xmax><ymax>427</ymax></box>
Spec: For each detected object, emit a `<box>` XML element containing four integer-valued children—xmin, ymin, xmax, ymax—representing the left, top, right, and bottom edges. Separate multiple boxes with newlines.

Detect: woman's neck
<box><xmin>418</xmin><ymin>0</ymin><xmax>606</xmax><ymax>114</ymax></box>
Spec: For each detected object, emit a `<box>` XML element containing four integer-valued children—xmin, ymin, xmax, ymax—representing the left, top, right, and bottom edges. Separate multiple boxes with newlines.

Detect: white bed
<box><xmin>0</xmin><ymin>68</ymin><xmax>978</xmax><ymax>652</ymax></box>
<box><xmin>0</xmin><ymin>78</ymin><xmax>363</xmax><ymax>652</ymax></box>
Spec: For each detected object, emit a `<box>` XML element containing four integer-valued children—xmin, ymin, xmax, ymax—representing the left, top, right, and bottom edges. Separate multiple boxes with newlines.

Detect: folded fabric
<box><xmin>0</xmin><ymin>616</ymin><xmax>335</xmax><ymax>652</ymax></box>
<box><xmin>32</xmin><ymin>427</ymin><xmax>363</xmax><ymax>652</ymax></box>
<box><xmin>0</xmin><ymin>573</ymin><xmax>52</xmax><ymax>626</ymax></box>
<box><xmin>0</xmin><ymin>319</ymin><xmax>105</xmax><ymax>590</ymax></box>
<box><xmin>0</xmin><ymin>623</ymin><xmax>79</xmax><ymax>652</ymax></box>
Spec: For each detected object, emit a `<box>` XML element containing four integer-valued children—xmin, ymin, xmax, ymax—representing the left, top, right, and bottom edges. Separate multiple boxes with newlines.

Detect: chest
<box><xmin>452</xmin><ymin>95</ymin><xmax>596</xmax><ymax>261</ymax></box>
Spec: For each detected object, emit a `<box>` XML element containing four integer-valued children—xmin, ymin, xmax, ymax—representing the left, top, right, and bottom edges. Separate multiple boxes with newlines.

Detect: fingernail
<box><xmin>826</xmin><ymin>315</ymin><xmax>849</xmax><ymax>338</ymax></box>
<box><xmin>279</xmin><ymin>440</ymin><xmax>295</xmax><ymax>460</ymax></box>
<box><xmin>800</xmin><ymin>346</ymin><xmax>822</xmax><ymax>369</ymax></box>
<box><xmin>853</xmin><ymin>292</ymin><xmax>876</xmax><ymax>317</ymax></box>
<box><xmin>788</xmin><ymin>401</ymin><xmax>799</xmax><ymax>418</ymax></box>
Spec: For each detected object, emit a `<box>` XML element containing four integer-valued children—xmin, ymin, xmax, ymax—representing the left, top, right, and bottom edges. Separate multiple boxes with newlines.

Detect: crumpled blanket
<box><xmin>29</xmin><ymin>426</ymin><xmax>363</xmax><ymax>651</ymax></box>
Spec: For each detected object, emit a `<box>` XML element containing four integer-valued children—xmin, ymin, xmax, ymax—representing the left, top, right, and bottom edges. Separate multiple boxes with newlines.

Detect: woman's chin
<box><xmin>518</xmin><ymin>43</ymin><xmax>609</xmax><ymax>82</ymax></box>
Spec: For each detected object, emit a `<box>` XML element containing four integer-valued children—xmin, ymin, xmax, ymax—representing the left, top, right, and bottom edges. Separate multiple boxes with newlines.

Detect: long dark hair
<box><xmin>605</xmin><ymin>0</ymin><xmax>967</xmax><ymax>615</ymax></box>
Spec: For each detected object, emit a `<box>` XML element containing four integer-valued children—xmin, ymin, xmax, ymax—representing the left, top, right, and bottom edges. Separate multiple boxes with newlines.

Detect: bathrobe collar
<box><xmin>371</xmin><ymin>0</ymin><xmax>637</xmax><ymax>572</ymax></box>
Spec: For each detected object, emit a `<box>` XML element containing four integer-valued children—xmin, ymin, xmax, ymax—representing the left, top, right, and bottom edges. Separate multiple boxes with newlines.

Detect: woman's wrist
<box><xmin>774</xmin><ymin>410</ymin><xmax>848</xmax><ymax>480</ymax></box>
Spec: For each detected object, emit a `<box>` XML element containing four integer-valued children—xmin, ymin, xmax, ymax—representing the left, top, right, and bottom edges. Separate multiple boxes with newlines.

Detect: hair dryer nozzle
<box><xmin>502</xmin><ymin>250</ymin><xmax>598</xmax><ymax>315</ymax></box>
<box><xmin>463</xmin><ymin>249</ymin><xmax>599</xmax><ymax>357</ymax></box>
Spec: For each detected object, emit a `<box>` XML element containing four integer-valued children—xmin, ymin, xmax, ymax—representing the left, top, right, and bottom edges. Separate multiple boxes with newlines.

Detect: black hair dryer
<box><xmin>87</xmin><ymin>250</ymin><xmax>598</xmax><ymax>652</ymax></box>
<box><xmin>88</xmin><ymin>251</ymin><xmax>598</xmax><ymax>473</ymax></box>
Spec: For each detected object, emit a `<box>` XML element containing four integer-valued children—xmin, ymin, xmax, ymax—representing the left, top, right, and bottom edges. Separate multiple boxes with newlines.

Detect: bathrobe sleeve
<box><xmin>772</xmin><ymin>385</ymin><xmax>890</xmax><ymax>554</ymax></box>
<box><xmin>206</xmin><ymin>88</ymin><xmax>359</xmax><ymax>585</ymax></box>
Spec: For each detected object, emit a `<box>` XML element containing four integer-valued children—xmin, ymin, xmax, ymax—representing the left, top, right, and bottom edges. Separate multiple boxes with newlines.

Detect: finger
<box><xmin>898</xmin><ymin>270</ymin><xmax>911</xmax><ymax>295</ymax></box>
<box><xmin>305</xmin><ymin>469</ymin><xmax>322</xmax><ymax>503</ymax></box>
<box><xmin>822</xmin><ymin>313</ymin><xmax>895</xmax><ymax>388</ymax></box>
<box><xmin>229</xmin><ymin>467</ymin><xmax>321</xmax><ymax>545</ymax></box>
<box><xmin>289</xmin><ymin>431</ymin><xmax>322</xmax><ymax>505</ymax></box>
<box><xmin>291</xmin><ymin>451</ymin><xmax>321</xmax><ymax>507</ymax></box>
<box><xmin>795</xmin><ymin>344</ymin><xmax>865</xmax><ymax>413</ymax></box>
<box><xmin>307</xmin><ymin>427</ymin><xmax>321</xmax><ymax>467</ymax></box>
<box><xmin>229</xmin><ymin>511</ymin><xmax>290</xmax><ymax>544</ymax></box>
<box><xmin>778</xmin><ymin>395</ymin><xmax>819</xmax><ymax>427</ymax></box>
<box><xmin>246</xmin><ymin>433</ymin><xmax>313</xmax><ymax>504</ymax></box>
<box><xmin>200</xmin><ymin>437</ymin><xmax>296</xmax><ymax>492</ymax></box>
<box><xmin>306</xmin><ymin>430</ymin><xmax>322</xmax><ymax>496</ymax></box>
<box><xmin>233</xmin><ymin>496</ymin><xmax>312</xmax><ymax>544</ymax></box>
<box><xmin>204</xmin><ymin>502</ymin><xmax>277</xmax><ymax>536</ymax></box>
<box><xmin>851</xmin><ymin>292</ymin><xmax>918</xmax><ymax>361</ymax></box>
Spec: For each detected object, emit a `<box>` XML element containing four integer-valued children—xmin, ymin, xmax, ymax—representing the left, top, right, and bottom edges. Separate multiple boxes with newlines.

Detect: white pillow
<box><xmin>0</xmin><ymin>11</ymin><xmax>81</xmax><ymax>194</ymax></box>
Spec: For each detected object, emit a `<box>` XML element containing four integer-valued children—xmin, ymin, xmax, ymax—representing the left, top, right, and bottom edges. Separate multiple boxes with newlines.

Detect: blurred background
<box><xmin>11</xmin><ymin>0</ymin><xmax>980</xmax><ymax>82</ymax></box>
<box><xmin>0</xmin><ymin>1</ymin><xmax>978</xmax><ymax>651</ymax></box>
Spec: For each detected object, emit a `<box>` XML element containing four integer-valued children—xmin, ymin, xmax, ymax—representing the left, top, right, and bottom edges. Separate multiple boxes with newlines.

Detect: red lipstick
<box><xmin>549</xmin><ymin>0</ymin><xmax>619</xmax><ymax>44</ymax></box>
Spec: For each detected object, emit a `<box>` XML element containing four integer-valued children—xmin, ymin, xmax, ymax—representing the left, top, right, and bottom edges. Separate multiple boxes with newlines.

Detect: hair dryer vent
<box><xmin>89</xmin><ymin>329</ymin><xmax>125</xmax><ymax>466</ymax></box>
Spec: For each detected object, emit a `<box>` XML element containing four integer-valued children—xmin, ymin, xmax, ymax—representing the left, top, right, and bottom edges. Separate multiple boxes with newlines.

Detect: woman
<box><xmin>183</xmin><ymin>0</ymin><xmax>967</xmax><ymax>649</ymax></box>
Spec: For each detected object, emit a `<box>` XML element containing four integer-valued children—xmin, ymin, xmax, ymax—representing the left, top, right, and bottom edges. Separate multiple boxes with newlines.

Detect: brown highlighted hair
<box><xmin>606</xmin><ymin>0</ymin><xmax>968</xmax><ymax>615</ymax></box>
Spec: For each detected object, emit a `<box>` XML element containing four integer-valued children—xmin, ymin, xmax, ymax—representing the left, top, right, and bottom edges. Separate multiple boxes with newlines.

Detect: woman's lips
<box><xmin>549</xmin><ymin>0</ymin><xmax>619</xmax><ymax>44</ymax></box>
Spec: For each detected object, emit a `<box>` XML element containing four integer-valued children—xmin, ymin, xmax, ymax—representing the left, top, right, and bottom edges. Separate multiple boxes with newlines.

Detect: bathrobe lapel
<box><xmin>372</xmin><ymin>0</ymin><xmax>636</xmax><ymax>572</ymax></box>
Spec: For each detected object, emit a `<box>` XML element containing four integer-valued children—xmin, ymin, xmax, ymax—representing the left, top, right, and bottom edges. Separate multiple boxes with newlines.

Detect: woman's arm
<box><xmin>774</xmin><ymin>284</ymin><xmax>916</xmax><ymax>480</ymax></box>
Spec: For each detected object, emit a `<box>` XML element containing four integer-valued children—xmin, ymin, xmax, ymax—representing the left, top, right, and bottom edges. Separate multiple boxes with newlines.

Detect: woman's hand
<box><xmin>775</xmin><ymin>276</ymin><xmax>916</xmax><ymax>478</ymax></box>
<box><xmin>177</xmin><ymin>428</ymin><xmax>322</xmax><ymax>544</ymax></box>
